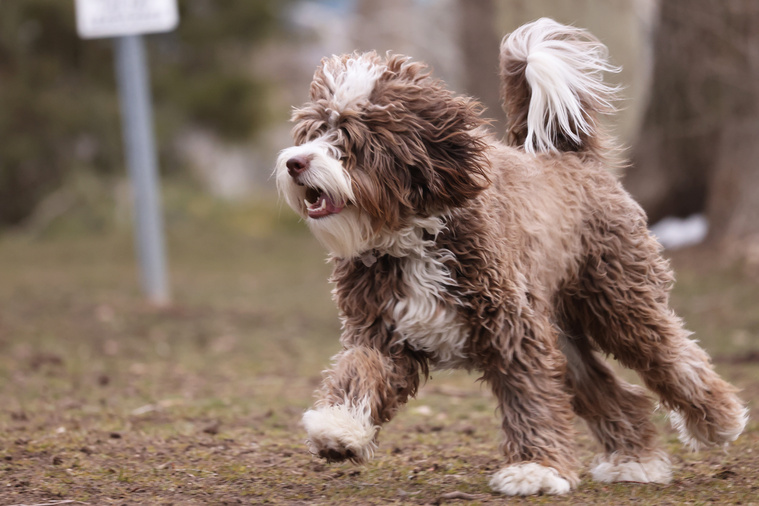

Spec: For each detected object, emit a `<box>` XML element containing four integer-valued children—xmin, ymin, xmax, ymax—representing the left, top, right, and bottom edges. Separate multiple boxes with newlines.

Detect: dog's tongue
<box><xmin>307</xmin><ymin>193</ymin><xmax>344</xmax><ymax>219</ymax></box>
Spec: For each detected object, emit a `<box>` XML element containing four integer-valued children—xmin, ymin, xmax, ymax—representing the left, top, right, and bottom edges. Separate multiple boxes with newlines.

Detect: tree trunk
<box><xmin>627</xmin><ymin>0</ymin><xmax>759</xmax><ymax>260</ymax></box>
<box><xmin>457</xmin><ymin>0</ymin><xmax>504</xmax><ymax>131</ymax></box>
<box><xmin>707</xmin><ymin>119</ymin><xmax>759</xmax><ymax>262</ymax></box>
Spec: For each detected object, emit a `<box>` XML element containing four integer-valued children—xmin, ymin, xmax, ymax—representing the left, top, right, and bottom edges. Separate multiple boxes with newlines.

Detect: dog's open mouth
<box><xmin>304</xmin><ymin>187</ymin><xmax>345</xmax><ymax>219</ymax></box>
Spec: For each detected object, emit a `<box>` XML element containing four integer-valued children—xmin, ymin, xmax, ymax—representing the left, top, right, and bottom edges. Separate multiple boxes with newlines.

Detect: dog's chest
<box><xmin>390</xmin><ymin>255</ymin><xmax>470</xmax><ymax>368</ymax></box>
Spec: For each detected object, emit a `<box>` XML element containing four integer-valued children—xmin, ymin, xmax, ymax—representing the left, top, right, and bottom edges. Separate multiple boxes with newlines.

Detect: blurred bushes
<box><xmin>154</xmin><ymin>0</ymin><xmax>292</xmax><ymax>141</ymax></box>
<box><xmin>0</xmin><ymin>1</ymin><xmax>118</xmax><ymax>226</ymax></box>
<box><xmin>0</xmin><ymin>0</ymin><xmax>293</xmax><ymax>229</ymax></box>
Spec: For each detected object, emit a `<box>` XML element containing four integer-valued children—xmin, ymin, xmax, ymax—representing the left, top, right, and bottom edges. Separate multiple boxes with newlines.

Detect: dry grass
<box><xmin>1</xmin><ymin>196</ymin><xmax>758</xmax><ymax>505</ymax></box>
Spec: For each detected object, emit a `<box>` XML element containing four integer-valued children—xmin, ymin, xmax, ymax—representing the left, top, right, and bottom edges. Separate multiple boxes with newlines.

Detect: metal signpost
<box><xmin>75</xmin><ymin>0</ymin><xmax>179</xmax><ymax>305</ymax></box>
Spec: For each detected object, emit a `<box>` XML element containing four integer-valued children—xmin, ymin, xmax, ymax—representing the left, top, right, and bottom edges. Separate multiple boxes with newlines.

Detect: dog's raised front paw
<box><xmin>302</xmin><ymin>400</ymin><xmax>378</xmax><ymax>464</ymax></box>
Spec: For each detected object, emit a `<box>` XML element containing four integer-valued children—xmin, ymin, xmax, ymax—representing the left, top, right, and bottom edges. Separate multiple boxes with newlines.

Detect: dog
<box><xmin>274</xmin><ymin>18</ymin><xmax>748</xmax><ymax>496</ymax></box>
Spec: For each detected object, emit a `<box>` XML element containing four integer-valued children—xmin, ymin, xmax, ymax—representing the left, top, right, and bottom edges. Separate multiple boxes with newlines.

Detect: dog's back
<box><xmin>482</xmin><ymin>18</ymin><xmax>635</xmax><ymax>297</ymax></box>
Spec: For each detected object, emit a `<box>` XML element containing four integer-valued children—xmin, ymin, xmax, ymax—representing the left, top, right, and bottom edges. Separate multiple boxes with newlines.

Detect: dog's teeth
<box><xmin>318</xmin><ymin>198</ymin><xmax>327</xmax><ymax>211</ymax></box>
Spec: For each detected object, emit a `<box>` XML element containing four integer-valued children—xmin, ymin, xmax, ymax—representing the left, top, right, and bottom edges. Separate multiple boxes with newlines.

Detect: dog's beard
<box><xmin>307</xmin><ymin>207</ymin><xmax>374</xmax><ymax>259</ymax></box>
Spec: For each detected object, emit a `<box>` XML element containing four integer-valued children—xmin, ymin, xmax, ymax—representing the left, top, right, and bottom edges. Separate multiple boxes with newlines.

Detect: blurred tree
<box><xmin>0</xmin><ymin>0</ymin><xmax>120</xmax><ymax>225</ymax></box>
<box><xmin>627</xmin><ymin>0</ymin><xmax>759</xmax><ymax>256</ymax></box>
<box><xmin>0</xmin><ymin>0</ymin><xmax>293</xmax><ymax>228</ymax></box>
<box><xmin>155</xmin><ymin>0</ymin><xmax>293</xmax><ymax>140</ymax></box>
<box><xmin>457</xmin><ymin>0</ymin><xmax>503</xmax><ymax>130</ymax></box>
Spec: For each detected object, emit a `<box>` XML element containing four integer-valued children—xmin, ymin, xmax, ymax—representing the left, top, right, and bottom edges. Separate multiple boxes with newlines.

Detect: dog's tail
<box><xmin>500</xmin><ymin>18</ymin><xmax>620</xmax><ymax>161</ymax></box>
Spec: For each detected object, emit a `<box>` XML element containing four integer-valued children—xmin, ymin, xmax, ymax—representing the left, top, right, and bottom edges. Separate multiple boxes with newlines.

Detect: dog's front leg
<box><xmin>302</xmin><ymin>345</ymin><xmax>422</xmax><ymax>463</ymax></box>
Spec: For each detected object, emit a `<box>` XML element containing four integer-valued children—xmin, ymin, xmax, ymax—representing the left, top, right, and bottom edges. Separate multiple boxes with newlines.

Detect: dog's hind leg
<box><xmin>567</xmin><ymin>218</ymin><xmax>748</xmax><ymax>454</ymax></box>
<box><xmin>559</xmin><ymin>331</ymin><xmax>671</xmax><ymax>483</ymax></box>
<box><xmin>484</xmin><ymin>313</ymin><xmax>580</xmax><ymax>496</ymax></box>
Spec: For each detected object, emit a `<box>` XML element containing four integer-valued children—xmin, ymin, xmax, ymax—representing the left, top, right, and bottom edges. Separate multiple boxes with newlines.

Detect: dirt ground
<box><xmin>1</xmin><ymin>204</ymin><xmax>758</xmax><ymax>505</ymax></box>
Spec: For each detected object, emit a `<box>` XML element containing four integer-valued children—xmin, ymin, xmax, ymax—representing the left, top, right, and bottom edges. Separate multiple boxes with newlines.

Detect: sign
<box><xmin>75</xmin><ymin>0</ymin><xmax>179</xmax><ymax>39</ymax></box>
<box><xmin>75</xmin><ymin>0</ymin><xmax>175</xmax><ymax>303</ymax></box>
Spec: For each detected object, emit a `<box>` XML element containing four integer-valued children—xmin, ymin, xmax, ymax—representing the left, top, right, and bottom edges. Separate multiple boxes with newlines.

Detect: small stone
<box><xmin>202</xmin><ymin>423</ymin><xmax>220</xmax><ymax>435</ymax></box>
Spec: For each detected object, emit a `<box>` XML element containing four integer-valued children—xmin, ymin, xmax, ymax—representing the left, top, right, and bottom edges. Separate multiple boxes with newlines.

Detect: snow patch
<box><xmin>649</xmin><ymin>214</ymin><xmax>708</xmax><ymax>249</ymax></box>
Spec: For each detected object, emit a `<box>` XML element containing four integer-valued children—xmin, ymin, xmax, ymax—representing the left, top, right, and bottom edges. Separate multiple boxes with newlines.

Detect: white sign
<box><xmin>75</xmin><ymin>0</ymin><xmax>178</xmax><ymax>39</ymax></box>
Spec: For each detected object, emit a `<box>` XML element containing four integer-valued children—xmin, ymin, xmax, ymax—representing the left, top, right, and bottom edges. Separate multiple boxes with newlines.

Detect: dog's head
<box><xmin>275</xmin><ymin>52</ymin><xmax>490</xmax><ymax>258</ymax></box>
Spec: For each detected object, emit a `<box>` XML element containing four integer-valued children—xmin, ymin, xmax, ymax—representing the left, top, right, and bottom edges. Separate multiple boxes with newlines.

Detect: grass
<box><xmin>1</xmin><ymin>193</ymin><xmax>758</xmax><ymax>505</ymax></box>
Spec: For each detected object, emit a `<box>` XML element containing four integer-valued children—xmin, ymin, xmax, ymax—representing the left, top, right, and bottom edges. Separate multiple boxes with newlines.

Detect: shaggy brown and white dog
<box><xmin>274</xmin><ymin>18</ymin><xmax>748</xmax><ymax>496</ymax></box>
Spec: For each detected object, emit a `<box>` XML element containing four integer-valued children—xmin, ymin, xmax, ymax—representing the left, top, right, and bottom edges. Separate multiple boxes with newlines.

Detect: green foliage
<box><xmin>0</xmin><ymin>0</ymin><xmax>120</xmax><ymax>225</ymax></box>
<box><xmin>0</xmin><ymin>0</ymin><xmax>294</xmax><ymax>227</ymax></box>
<box><xmin>159</xmin><ymin>69</ymin><xmax>270</xmax><ymax>141</ymax></box>
<box><xmin>177</xmin><ymin>0</ymin><xmax>286</xmax><ymax>46</ymax></box>
<box><xmin>153</xmin><ymin>0</ymin><xmax>294</xmax><ymax>141</ymax></box>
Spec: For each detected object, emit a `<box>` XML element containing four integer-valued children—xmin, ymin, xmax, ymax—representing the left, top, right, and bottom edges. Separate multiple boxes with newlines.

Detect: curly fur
<box><xmin>276</xmin><ymin>18</ymin><xmax>748</xmax><ymax>496</ymax></box>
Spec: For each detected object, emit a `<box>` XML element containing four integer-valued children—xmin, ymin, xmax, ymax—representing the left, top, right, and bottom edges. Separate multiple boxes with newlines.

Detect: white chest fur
<box><xmin>391</xmin><ymin>254</ymin><xmax>470</xmax><ymax>368</ymax></box>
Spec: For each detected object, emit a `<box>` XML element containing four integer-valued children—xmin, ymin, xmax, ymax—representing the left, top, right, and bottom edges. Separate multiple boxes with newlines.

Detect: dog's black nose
<box><xmin>286</xmin><ymin>156</ymin><xmax>309</xmax><ymax>177</ymax></box>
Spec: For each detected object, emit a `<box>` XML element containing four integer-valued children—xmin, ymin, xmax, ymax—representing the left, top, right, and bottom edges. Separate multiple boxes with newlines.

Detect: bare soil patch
<box><xmin>1</xmin><ymin>228</ymin><xmax>757</xmax><ymax>505</ymax></box>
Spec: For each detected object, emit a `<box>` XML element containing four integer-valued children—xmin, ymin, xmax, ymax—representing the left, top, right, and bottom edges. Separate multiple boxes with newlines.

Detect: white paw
<box><xmin>591</xmin><ymin>452</ymin><xmax>671</xmax><ymax>484</ymax></box>
<box><xmin>302</xmin><ymin>398</ymin><xmax>378</xmax><ymax>463</ymax></box>
<box><xmin>490</xmin><ymin>463</ymin><xmax>571</xmax><ymax>496</ymax></box>
<box><xmin>670</xmin><ymin>407</ymin><xmax>749</xmax><ymax>450</ymax></box>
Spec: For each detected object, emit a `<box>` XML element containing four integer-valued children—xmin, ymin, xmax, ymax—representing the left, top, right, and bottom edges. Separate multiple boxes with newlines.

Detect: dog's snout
<box><xmin>286</xmin><ymin>156</ymin><xmax>309</xmax><ymax>178</ymax></box>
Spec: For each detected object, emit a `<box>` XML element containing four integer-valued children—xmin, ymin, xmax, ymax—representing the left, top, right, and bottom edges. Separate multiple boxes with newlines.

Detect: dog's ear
<box><xmin>348</xmin><ymin>131</ymin><xmax>414</xmax><ymax>232</ymax></box>
<box><xmin>410</xmin><ymin>94</ymin><xmax>491</xmax><ymax>212</ymax></box>
<box><xmin>348</xmin><ymin>94</ymin><xmax>491</xmax><ymax>231</ymax></box>
<box><xmin>371</xmin><ymin>57</ymin><xmax>491</xmax><ymax>215</ymax></box>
